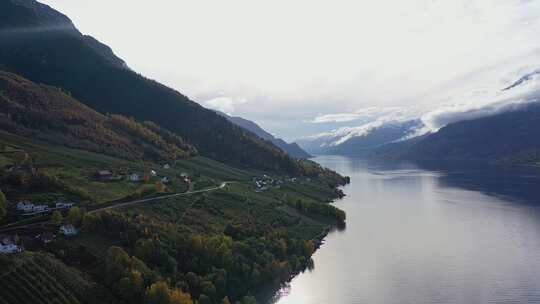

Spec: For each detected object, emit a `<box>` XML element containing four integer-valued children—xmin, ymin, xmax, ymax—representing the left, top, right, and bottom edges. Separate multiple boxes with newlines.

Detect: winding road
<box><xmin>0</xmin><ymin>182</ymin><xmax>235</xmax><ymax>233</ymax></box>
<box><xmin>88</xmin><ymin>181</ymin><xmax>231</xmax><ymax>214</ymax></box>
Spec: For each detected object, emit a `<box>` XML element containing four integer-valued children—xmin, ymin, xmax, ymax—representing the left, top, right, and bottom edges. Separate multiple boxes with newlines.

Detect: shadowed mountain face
<box><xmin>374</xmin><ymin>103</ymin><xmax>540</xmax><ymax>164</ymax></box>
<box><xmin>216</xmin><ymin>112</ymin><xmax>312</xmax><ymax>159</ymax></box>
<box><xmin>0</xmin><ymin>0</ymin><xmax>303</xmax><ymax>173</ymax></box>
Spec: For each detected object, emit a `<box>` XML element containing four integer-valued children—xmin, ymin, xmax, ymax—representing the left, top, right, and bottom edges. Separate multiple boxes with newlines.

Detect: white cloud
<box><xmin>302</xmin><ymin>65</ymin><xmax>540</xmax><ymax>145</ymax></box>
<box><xmin>421</xmin><ymin>66</ymin><xmax>540</xmax><ymax>131</ymax></box>
<box><xmin>202</xmin><ymin>97</ymin><xmax>247</xmax><ymax>115</ymax></box>
<box><xmin>39</xmin><ymin>0</ymin><xmax>540</xmax><ymax>138</ymax></box>
<box><xmin>308</xmin><ymin>107</ymin><xmax>405</xmax><ymax>123</ymax></box>
<box><xmin>309</xmin><ymin>113</ymin><xmax>363</xmax><ymax>124</ymax></box>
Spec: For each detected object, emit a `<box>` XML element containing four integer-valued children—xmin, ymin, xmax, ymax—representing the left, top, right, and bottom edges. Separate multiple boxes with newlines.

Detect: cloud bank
<box><xmin>421</xmin><ymin>67</ymin><xmax>540</xmax><ymax>131</ymax></box>
<box><xmin>41</xmin><ymin>0</ymin><xmax>540</xmax><ymax>139</ymax></box>
<box><xmin>302</xmin><ymin>66</ymin><xmax>540</xmax><ymax>146</ymax></box>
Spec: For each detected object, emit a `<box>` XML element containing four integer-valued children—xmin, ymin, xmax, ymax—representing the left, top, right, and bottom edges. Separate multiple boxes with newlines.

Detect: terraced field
<box><xmin>0</xmin><ymin>252</ymin><xmax>93</xmax><ymax>304</ymax></box>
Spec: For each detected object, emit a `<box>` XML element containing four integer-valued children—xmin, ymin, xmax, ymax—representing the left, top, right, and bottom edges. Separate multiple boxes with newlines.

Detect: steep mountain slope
<box><xmin>298</xmin><ymin>120</ymin><xmax>422</xmax><ymax>155</ymax></box>
<box><xmin>216</xmin><ymin>111</ymin><xmax>312</xmax><ymax>158</ymax></box>
<box><xmin>0</xmin><ymin>0</ymin><xmax>301</xmax><ymax>173</ymax></box>
<box><xmin>374</xmin><ymin>103</ymin><xmax>540</xmax><ymax>163</ymax></box>
<box><xmin>0</xmin><ymin>71</ymin><xmax>197</xmax><ymax>161</ymax></box>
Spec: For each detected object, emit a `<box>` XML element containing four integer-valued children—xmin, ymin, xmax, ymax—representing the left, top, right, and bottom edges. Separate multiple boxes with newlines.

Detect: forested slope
<box><xmin>0</xmin><ymin>71</ymin><xmax>196</xmax><ymax>161</ymax></box>
<box><xmin>0</xmin><ymin>0</ymin><xmax>304</xmax><ymax>174</ymax></box>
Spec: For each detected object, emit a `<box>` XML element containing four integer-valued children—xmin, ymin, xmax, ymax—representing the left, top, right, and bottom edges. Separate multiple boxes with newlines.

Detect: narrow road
<box><xmin>88</xmin><ymin>181</ymin><xmax>231</xmax><ymax>214</ymax></box>
<box><xmin>0</xmin><ymin>182</ymin><xmax>235</xmax><ymax>232</ymax></box>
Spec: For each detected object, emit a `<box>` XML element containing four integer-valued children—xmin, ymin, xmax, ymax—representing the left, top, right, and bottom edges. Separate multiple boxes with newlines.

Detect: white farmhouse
<box><xmin>32</xmin><ymin>204</ymin><xmax>49</xmax><ymax>212</ymax></box>
<box><xmin>16</xmin><ymin>201</ymin><xmax>34</xmax><ymax>213</ymax></box>
<box><xmin>0</xmin><ymin>235</ymin><xmax>21</xmax><ymax>254</ymax></box>
<box><xmin>59</xmin><ymin>224</ymin><xmax>78</xmax><ymax>236</ymax></box>
<box><xmin>128</xmin><ymin>173</ymin><xmax>141</xmax><ymax>182</ymax></box>
<box><xmin>56</xmin><ymin>202</ymin><xmax>74</xmax><ymax>209</ymax></box>
<box><xmin>0</xmin><ymin>244</ymin><xmax>21</xmax><ymax>254</ymax></box>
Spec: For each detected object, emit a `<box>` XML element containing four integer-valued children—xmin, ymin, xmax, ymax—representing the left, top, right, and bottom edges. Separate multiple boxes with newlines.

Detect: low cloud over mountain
<box><xmin>299</xmin><ymin>66</ymin><xmax>540</xmax><ymax>155</ymax></box>
<box><xmin>421</xmin><ymin>67</ymin><xmax>540</xmax><ymax>131</ymax></box>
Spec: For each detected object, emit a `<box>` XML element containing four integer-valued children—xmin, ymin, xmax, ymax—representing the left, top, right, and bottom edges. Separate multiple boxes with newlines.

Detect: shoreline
<box><xmin>259</xmin><ymin>182</ymin><xmax>349</xmax><ymax>303</ymax></box>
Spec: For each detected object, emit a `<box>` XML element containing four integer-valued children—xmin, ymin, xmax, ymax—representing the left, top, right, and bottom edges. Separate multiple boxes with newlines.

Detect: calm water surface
<box><xmin>274</xmin><ymin>156</ymin><xmax>540</xmax><ymax>304</ymax></box>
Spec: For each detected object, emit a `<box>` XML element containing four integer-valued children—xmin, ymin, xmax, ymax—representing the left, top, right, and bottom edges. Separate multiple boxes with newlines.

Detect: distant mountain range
<box><xmin>373</xmin><ymin>103</ymin><xmax>540</xmax><ymax>164</ymax></box>
<box><xmin>216</xmin><ymin>111</ymin><xmax>311</xmax><ymax>159</ymax></box>
<box><xmin>298</xmin><ymin>66</ymin><xmax>540</xmax><ymax>165</ymax></box>
<box><xmin>297</xmin><ymin>120</ymin><xmax>422</xmax><ymax>155</ymax></box>
<box><xmin>0</xmin><ymin>0</ymin><xmax>305</xmax><ymax>174</ymax></box>
<box><xmin>301</xmin><ymin>102</ymin><xmax>540</xmax><ymax>165</ymax></box>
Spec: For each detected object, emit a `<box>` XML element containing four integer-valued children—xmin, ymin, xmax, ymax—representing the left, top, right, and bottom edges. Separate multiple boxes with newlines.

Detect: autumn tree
<box><xmin>145</xmin><ymin>281</ymin><xmax>192</xmax><ymax>304</ymax></box>
<box><xmin>145</xmin><ymin>281</ymin><xmax>170</xmax><ymax>304</ymax></box>
<box><xmin>143</xmin><ymin>162</ymin><xmax>151</xmax><ymax>183</ymax></box>
<box><xmin>303</xmin><ymin>240</ymin><xmax>315</xmax><ymax>257</ymax></box>
<box><xmin>169</xmin><ymin>287</ymin><xmax>193</xmax><ymax>304</ymax></box>
<box><xmin>155</xmin><ymin>181</ymin><xmax>166</xmax><ymax>193</ymax></box>
<box><xmin>221</xmin><ymin>297</ymin><xmax>231</xmax><ymax>304</ymax></box>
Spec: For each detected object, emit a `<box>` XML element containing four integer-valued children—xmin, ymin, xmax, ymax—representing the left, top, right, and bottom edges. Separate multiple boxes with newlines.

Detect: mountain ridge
<box><xmin>371</xmin><ymin>102</ymin><xmax>540</xmax><ymax>164</ymax></box>
<box><xmin>215</xmin><ymin>111</ymin><xmax>312</xmax><ymax>159</ymax></box>
<box><xmin>0</xmin><ymin>0</ymin><xmax>306</xmax><ymax>174</ymax></box>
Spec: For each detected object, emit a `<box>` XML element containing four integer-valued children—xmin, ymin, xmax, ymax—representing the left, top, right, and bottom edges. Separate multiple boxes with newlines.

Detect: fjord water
<box><xmin>274</xmin><ymin>156</ymin><xmax>540</xmax><ymax>304</ymax></box>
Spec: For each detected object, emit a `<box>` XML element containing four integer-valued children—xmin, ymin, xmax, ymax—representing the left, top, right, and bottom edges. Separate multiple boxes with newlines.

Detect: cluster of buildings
<box><xmin>36</xmin><ymin>225</ymin><xmax>77</xmax><ymax>245</ymax></box>
<box><xmin>127</xmin><ymin>172</ymin><xmax>171</xmax><ymax>184</ymax></box>
<box><xmin>16</xmin><ymin>200</ymin><xmax>74</xmax><ymax>215</ymax></box>
<box><xmin>0</xmin><ymin>224</ymin><xmax>79</xmax><ymax>255</ymax></box>
<box><xmin>97</xmin><ymin>164</ymin><xmax>175</xmax><ymax>184</ymax></box>
<box><xmin>253</xmin><ymin>175</ymin><xmax>285</xmax><ymax>192</ymax></box>
<box><xmin>35</xmin><ymin>227</ymin><xmax>76</xmax><ymax>245</ymax></box>
<box><xmin>252</xmin><ymin>175</ymin><xmax>306</xmax><ymax>192</ymax></box>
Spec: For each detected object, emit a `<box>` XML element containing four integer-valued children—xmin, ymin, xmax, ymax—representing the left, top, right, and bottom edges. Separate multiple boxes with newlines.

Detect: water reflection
<box><xmin>273</xmin><ymin>156</ymin><xmax>540</xmax><ymax>304</ymax></box>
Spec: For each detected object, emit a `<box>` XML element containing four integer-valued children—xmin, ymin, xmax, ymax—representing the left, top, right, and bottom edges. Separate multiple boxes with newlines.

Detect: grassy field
<box><xmin>175</xmin><ymin>156</ymin><xmax>257</xmax><ymax>182</ymax></box>
<box><xmin>0</xmin><ymin>132</ymin><xmax>244</xmax><ymax>205</ymax></box>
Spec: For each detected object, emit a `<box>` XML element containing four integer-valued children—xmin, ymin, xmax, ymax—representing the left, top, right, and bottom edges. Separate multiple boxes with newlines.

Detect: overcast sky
<box><xmin>40</xmin><ymin>0</ymin><xmax>540</xmax><ymax>140</ymax></box>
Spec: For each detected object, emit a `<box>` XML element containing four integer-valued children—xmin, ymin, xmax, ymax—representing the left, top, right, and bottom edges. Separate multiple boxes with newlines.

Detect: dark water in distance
<box><xmin>274</xmin><ymin>156</ymin><xmax>540</xmax><ymax>304</ymax></box>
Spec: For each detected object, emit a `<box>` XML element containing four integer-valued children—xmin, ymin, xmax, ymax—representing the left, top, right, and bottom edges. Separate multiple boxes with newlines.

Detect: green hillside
<box><xmin>0</xmin><ymin>126</ymin><xmax>348</xmax><ymax>303</ymax></box>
